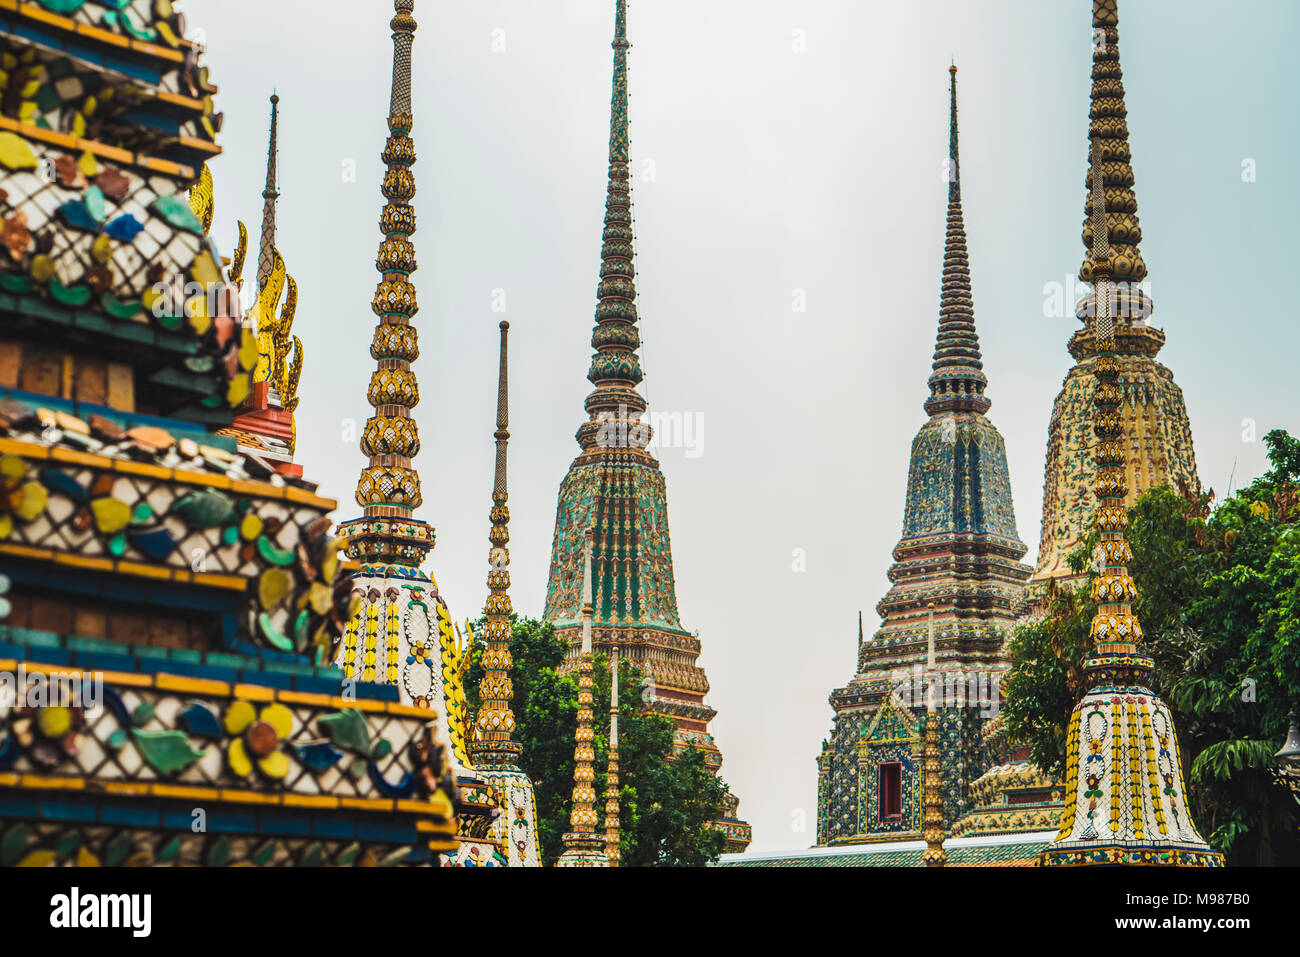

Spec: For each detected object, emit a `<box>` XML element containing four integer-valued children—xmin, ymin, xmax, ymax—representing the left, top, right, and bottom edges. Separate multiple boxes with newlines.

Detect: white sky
<box><xmin>194</xmin><ymin>0</ymin><xmax>1300</xmax><ymax>851</ymax></box>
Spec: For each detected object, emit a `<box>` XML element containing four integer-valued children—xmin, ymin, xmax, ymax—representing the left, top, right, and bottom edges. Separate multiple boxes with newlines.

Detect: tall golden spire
<box><xmin>1086</xmin><ymin>134</ymin><xmax>1135</xmax><ymax>664</ymax></box>
<box><xmin>557</xmin><ymin>531</ymin><xmax>610</xmax><ymax>867</ymax></box>
<box><xmin>1031</xmin><ymin>0</ymin><xmax>1198</xmax><ymax>587</ymax></box>
<box><xmin>603</xmin><ymin>646</ymin><xmax>621</xmax><ymax>866</ymax></box>
<box><xmin>470</xmin><ymin>321</ymin><xmax>523</xmax><ymax>767</ymax></box>
<box><xmin>1080</xmin><ymin>1</ymin><xmax>1147</xmax><ymax>301</ymax></box>
<box><xmin>256</xmin><ymin>93</ymin><xmax>279</xmax><ymax>290</ymax></box>
<box><xmin>340</xmin><ymin>0</ymin><xmax>433</xmax><ymax>568</ymax></box>
<box><xmin>1038</xmin><ymin>138</ymin><xmax>1220</xmax><ymax>867</ymax></box>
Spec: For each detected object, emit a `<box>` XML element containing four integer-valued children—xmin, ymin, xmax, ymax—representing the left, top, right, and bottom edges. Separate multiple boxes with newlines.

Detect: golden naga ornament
<box><xmin>246</xmin><ymin>248</ymin><xmax>304</xmax><ymax>419</ymax></box>
<box><xmin>438</xmin><ymin>610</ymin><xmax>475</xmax><ymax>770</ymax></box>
<box><xmin>229</xmin><ymin>221</ymin><xmax>249</xmax><ymax>291</ymax></box>
<box><xmin>187</xmin><ymin>163</ymin><xmax>215</xmax><ymax>235</ymax></box>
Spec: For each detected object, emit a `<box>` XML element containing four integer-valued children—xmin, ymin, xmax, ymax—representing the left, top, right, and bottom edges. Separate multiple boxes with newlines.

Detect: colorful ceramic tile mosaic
<box><xmin>0</xmin><ymin>0</ymin><xmax>464</xmax><ymax>867</ymax></box>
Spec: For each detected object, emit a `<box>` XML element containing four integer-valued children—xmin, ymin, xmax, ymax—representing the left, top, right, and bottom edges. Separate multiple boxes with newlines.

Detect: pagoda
<box><xmin>1036</xmin><ymin>137</ymin><xmax>1221</xmax><ymax>867</ymax></box>
<box><xmin>328</xmin><ymin>0</ymin><xmax>510</xmax><ymax>866</ymax></box>
<box><xmin>1033</xmin><ymin>0</ymin><xmax>1199</xmax><ymax>588</ymax></box>
<box><xmin>0</xmin><ymin>0</ymin><xmax>458</xmax><ymax>866</ymax></box>
<box><xmin>541</xmin><ymin>0</ymin><xmax>749</xmax><ymax>851</ymax></box>
<box><xmin>816</xmin><ymin>67</ymin><xmax>1033</xmax><ymax>848</ymax></box>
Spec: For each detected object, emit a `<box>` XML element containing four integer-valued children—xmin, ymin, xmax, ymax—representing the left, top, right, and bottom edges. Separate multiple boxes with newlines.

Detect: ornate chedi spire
<box><xmin>573</xmin><ymin>0</ymin><xmax>644</xmax><ymax>454</ymax></box>
<box><xmin>1033</xmin><ymin>0</ymin><xmax>1199</xmax><ymax>586</ymax></box>
<box><xmin>1038</xmin><ymin>140</ymin><xmax>1221</xmax><ymax>867</ymax></box>
<box><xmin>333</xmin><ymin>1</ymin><xmax>509</xmax><ymax>863</ymax></box>
<box><xmin>557</xmin><ymin>532</ymin><xmax>611</xmax><ymax>867</ymax></box>
<box><xmin>471</xmin><ymin>321</ymin><xmax>520</xmax><ymax>763</ymax></box>
<box><xmin>816</xmin><ymin>67</ymin><xmax>1031</xmax><ymax>847</ymax></box>
<box><xmin>925</xmin><ymin>65</ymin><xmax>988</xmax><ymax>419</ymax></box>
<box><xmin>468</xmin><ymin>321</ymin><xmax>542</xmax><ymax>867</ymax></box>
<box><xmin>542</xmin><ymin>0</ymin><xmax>747</xmax><ymax>851</ymax></box>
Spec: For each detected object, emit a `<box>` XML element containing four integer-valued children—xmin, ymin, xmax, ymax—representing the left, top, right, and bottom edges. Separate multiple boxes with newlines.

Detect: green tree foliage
<box><xmin>1004</xmin><ymin>429</ymin><xmax>1300</xmax><ymax>864</ymax></box>
<box><xmin>1002</xmin><ymin>570</ymin><xmax>1095</xmax><ymax>779</ymax></box>
<box><xmin>464</xmin><ymin>615</ymin><xmax>730</xmax><ymax>866</ymax></box>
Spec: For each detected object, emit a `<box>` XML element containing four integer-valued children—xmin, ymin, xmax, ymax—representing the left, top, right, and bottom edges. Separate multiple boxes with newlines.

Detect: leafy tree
<box><xmin>1002</xmin><ymin>569</ymin><xmax>1095</xmax><ymax>779</ymax></box>
<box><xmin>1004</xmin><ymin>430</ymin><xmax>1300</xmax><ymax>865</ymax></box>
<box><xmin>465</xmin><ymin>615</ymin><xmax>730</xmax><ymax>866</ymax></box>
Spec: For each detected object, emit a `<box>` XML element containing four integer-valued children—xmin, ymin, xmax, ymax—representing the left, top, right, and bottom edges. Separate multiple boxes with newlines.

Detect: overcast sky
<box><xmin>193</xmin><ymin>0</ymin><xmax>1300</xmax><ymax>852</ymax></box>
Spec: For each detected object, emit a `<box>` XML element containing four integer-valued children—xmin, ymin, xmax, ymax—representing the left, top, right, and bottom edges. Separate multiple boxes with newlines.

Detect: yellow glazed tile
<box><xmin>20</xmin><ymin>773</ymin><xmax>85</xmax><ymax>791</ymax></box>
<box><xmin>282</xmin><ymin>794</ymin><xmax>340</xmax><ymax>810</ymax></box>
<box><xmin>155</xmin><ymin>674</ymin><xmax>229</xmax><ymax>697</ymax></box>
<box><xmin>231</xmin><ymin>683</ymin><xmax>275</xmax><ymax>703</ymax></box>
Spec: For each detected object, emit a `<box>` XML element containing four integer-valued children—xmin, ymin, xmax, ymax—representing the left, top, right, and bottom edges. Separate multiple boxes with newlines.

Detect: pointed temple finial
<box><xmin>924</xmin><ymin>63</ymin><xmax>989</xmax><ymax>417</ymax></box>
<box><xmin>1038</xmin><ymin>65</ymin><xmax>1219</xmax><ymax>865</ymax></box>
<box><xmin>574</xmin><ymin>0</ymin><xmax>651</xmax><ymax>456</ymax></box>
<box><xmin>558</xmin><ymin>530</ymin><xmax>610</xmax><ymax>866</ymax></box>
<box><xmin>340</xmin><ymin>0</ymin><xmax>433</xmax><ymax>568</ymax></box>
<box><xmin>1080</xmin><ymin>0</ymin><xmax>1150</xmax><ymax>319</ymax></box>
<box><xmin>947</xmin><ymin>64</ymin><xmax>958</xmax><ymax>203</ymax></box>
<box><xmin>256</xmin><ymin>93</ymin><xmax>280</xmax><ymax>290</ymax></box>
<box><xmin>604</xmin><ymin>645</ymin><xmax>622</xmax><ymax>866</ymax></box>
<box><xmin>611</xmin><ymin>0</ymin><xmax>630</xmax><ymax>163</ymax></box>
<box><xmin>470</xmin><ymin>321</ymin><xmax>524</xmax><ymax>767</ymax></box>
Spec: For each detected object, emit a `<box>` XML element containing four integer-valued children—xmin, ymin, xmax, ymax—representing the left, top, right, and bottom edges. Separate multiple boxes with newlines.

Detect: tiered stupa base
<box><xmin>1037</xmin><ymin>651</ymin><xmax>1223</xmax><ymax>867</ymax></box>
<box><xmin>556</xmin><ymin>833</ymin><xmax>610</xmax><ymax>867</ymax></box>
